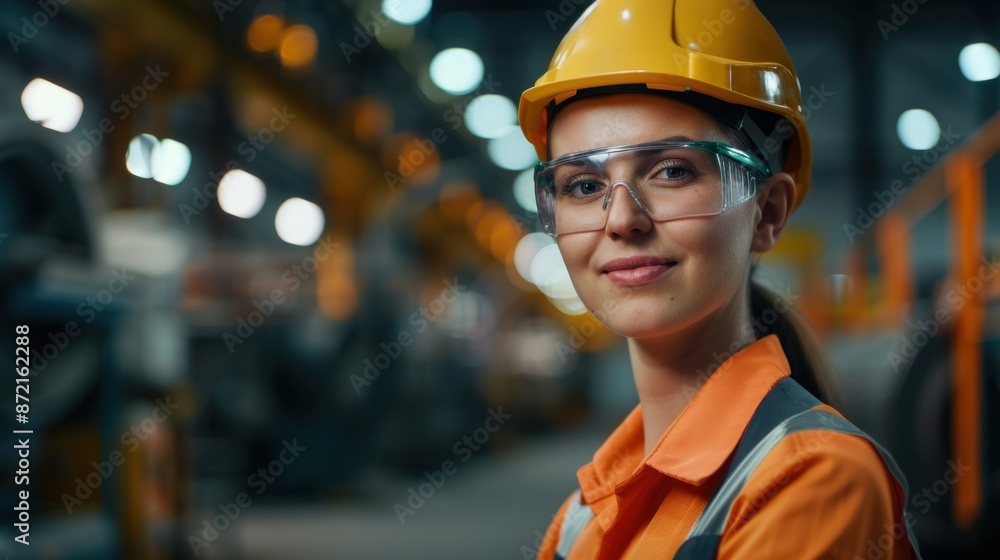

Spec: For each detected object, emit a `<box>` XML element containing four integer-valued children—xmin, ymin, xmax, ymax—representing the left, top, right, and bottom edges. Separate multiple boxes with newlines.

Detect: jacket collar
<box><xmin>578</xmin><ymin>334</ymin><xmax>791</xmax><ymax>502</ymax></box>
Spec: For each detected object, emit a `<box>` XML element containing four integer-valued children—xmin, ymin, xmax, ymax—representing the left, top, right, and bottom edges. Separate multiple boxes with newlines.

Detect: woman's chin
<box><xmin>587</xmin><ymin>304</ymin><xmax>693</xmax><ymax>340</ymax></box>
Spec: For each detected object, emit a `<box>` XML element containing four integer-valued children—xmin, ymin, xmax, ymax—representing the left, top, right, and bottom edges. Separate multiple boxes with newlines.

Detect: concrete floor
<box><xmin>229</xmin><ymin>429</ymin><xmax>603</xmax><ymax>560</ymax></box>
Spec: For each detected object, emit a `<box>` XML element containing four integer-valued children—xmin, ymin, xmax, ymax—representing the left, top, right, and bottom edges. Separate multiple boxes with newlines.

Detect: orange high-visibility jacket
<box><xmin>536</xmin><ymin>335</ymin><xmax>921</xmax><ymax>560</ymax></box>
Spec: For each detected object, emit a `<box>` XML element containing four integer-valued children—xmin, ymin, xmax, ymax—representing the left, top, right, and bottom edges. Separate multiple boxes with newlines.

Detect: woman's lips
<box><xmin>604</xmin><ymin>262</ymin><xmax>676</xmax><ymax>287</ymax></box>
<box><xmin>600</xmin><ymin>256</ymin><xmax>678</xmax><ymax>287</ymax></box>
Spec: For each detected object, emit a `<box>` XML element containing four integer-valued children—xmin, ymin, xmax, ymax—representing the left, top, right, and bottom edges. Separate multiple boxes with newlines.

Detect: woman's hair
<box><xmin>748</xmin><ymin>280</ymin><xmax>842</xmax><ymax>407</ymax></box>
<box><xmin>718</xmin><ymin>101</ymin><xmax>843</xmax><ymax>407</ymax></box>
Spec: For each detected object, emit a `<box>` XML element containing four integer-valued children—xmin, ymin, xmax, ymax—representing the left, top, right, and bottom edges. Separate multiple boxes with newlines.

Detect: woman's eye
<box><xmin>651</xmin><ymin>161</ymin><xmax>697</xmax><ymax>182</ymax></box>
<box><xmin>660</xmin><ymin>167</ymin><xmax>688</xmax><ymax>179</ymax></box>
<box><xmin>562</xmin><ymin>179</ymin><xmax>603</xmax><ymax>196</ymax></box>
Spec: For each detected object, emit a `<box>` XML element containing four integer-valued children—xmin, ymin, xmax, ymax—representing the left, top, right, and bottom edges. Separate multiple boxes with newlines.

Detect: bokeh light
<box><xmin>280</xmin><ymin>24</ymin><xmax>318</xmax><ymax>69</ymax></box>
<box><xmin>21</xmin><ymin>78</ymin><xmax>84</xmax><ymax>133</ymax></box>
<box><xmin>218</xmin><ymin>170</ymin><xmax>267</xmax><ymax>219</ymax></box>
<box><xmin>247</xmin><ymin>14</ymin><xmax>285</xmax><ymax>52</ymax></box>
<box><xmin>464</xmin><ymin>94</ymin><xmax>517</xmax><ymax>139</ymax></box>
<box><xmin>275</xmin><ymin>197</ymin><xmax>325</xmax><ymax>246</ymax></box>
<box><xmin>896</xmin><ymin>109</ymin><xmax>941</xmax><ymax>150</ymax></box>
<box><xmin>958</xmin><ymin>42</ymin><xmax>1000</xmax><ymax>82</ymax></box>
<box><xmin>153</xmin><ymin>138</ymin><xmax>192</xmax><ymax>186</ymax></box>
<box><xmin>125</xmin><ymin>134</ymin><xmax>191</xmax><ymax>185</ymax></box>
<box><xmin>513</xmin><ymin>169</ymin><xmax>538</xmax><ymax>214</ymax></box>
<box><xmin>382</xmin><ymin>0</ymin><xmax>432</xmax><ymax>25</ymax></box>
<box><xmin>429</xmin><ymin>48</ymin><xmax>484</xmax><ymax>94</ymax></box>
<box><xmin>488</xmin><ymin>128</ymin><xmax>538</xmax><ymax>170</ymax></box>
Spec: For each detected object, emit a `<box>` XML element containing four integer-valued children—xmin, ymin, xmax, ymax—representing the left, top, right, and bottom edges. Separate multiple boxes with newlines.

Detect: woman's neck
<box><xmin>627</xmin><ymin>292</ymin><xmax>757</xmax><ymax>456</ymax></box>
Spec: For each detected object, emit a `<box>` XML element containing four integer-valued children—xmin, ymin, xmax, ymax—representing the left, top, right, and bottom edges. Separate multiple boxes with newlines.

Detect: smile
<box><xmin>603</xmin><ymin>262</ymin><xmax>676</xmax><ymax>287</ymax></box>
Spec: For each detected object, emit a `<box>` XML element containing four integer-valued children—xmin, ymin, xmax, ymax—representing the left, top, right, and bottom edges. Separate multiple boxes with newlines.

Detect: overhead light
<box><xmin>958</xmin><ymin>42</ymin><xmax>1000</xmax><ymax>82</ymax></box>
<box><xmin>218</xmin><ymin>170</ymin><xmax>266</xmax><ymax>219</ymax></box>
<box><xmin>548</xmin><ymin>295</ymin><xmax>588</xmax><ymax>316</ymax></box>
<box><xmin>21</xmin><ymin>78</ymin><xmax>84</xmax><ymax>133</ymax></box>
<box><xmin>125</xmin><ymin>134</ymin><xmax>191</xmax><ymax>185</ymax></box>
<box><xmin>429</xmin><ymin>48</ymin><xmax>483</xmax><ymax>94</ymax></box>
<box><xmin>487</xmin><ymin>128</ymin><xmax>538</xmax><ymax>171</ymax></box>
<box><xmin>513</xmin><ymin>169</ymin><xmax>538</xmax><ymax>214</ymax></box>
<box><xmin>275</xmin><ymin>197</ymin><xmax>325</xmax><ymax>246</ymax></box>
<box><xmin>247</xmin><ymin>14</ymin><xmax>285</xmax><ymax>53</ymax></box>
<box><xmin>514</xmin><ymin>232</ymin><xmax>553</xmax><ymax>283</ymax></box>
<box><xmin>382</xmin><ymin>0</ymin><xmax>432</xmax><ymax>25</ymax></box>
<box><xmin>525</xmin><ymin>241</ymin><xmax>586</xmax><ymax>315</ymax></box>
<box><xmin>125</xmin><ymin>134</ymin><xmax>159</xmax><ymax>179</ymax></box>
<box><xmin>280</xmin><ymin>24</ymin><xmax>318</xmax><ymax>69</ymax></box>
<box><xmin>464</xmin><ymin>94</ymin><xmax>517</xmax><ymax>139</ymax></box>
<box><xmin>529</xmin><ymin>243</ymin><xmax>577</xmax><ymax>299</ymax></box>
<box><xmin>896</xmin><ymin>109</ymin><xmax>940</xmax><ymax>150</ymax></box>
<box><xmin>153</xmin><ymin>139</ymin><xmax>192</xmax><ymax>185</ymax></box>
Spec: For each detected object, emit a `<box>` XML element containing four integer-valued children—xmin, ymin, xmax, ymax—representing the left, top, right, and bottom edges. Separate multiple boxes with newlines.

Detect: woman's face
<box><xmin>548</xmin><ymin>93</ymin><xmax>760</xmax><ymax>340</ymax></box>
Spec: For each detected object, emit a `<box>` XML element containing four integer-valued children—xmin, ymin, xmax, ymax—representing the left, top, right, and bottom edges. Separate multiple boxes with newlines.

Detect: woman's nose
<box><xmin>603</xmin><ymin>181</ymin><xmax>654</xmax><ymax>236</ymax></box>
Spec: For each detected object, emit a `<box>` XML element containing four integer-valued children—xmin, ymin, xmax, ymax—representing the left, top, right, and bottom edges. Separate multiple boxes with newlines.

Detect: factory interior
<box><xmin>0</xmin><ymin>0</ymin><xmax>999</xmax><ymax>558</ymax></box>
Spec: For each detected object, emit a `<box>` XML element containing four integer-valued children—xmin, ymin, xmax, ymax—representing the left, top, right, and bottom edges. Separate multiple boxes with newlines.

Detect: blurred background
<box><xmin>0</xmin><ymin>0</ymin><xmax>998</xmax><ymax>558</ymax></box>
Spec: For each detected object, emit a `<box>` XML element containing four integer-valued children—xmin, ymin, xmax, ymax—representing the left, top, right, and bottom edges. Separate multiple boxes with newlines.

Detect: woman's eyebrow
<box><xmin>555</xmin><ymin>136</ymin><xmax>698</xmax><ymax>165</ymax></box>
<box><xmin>654</xmin><ymin>135</ymin><xmax>695</xmax><ymax>142</ymax></box>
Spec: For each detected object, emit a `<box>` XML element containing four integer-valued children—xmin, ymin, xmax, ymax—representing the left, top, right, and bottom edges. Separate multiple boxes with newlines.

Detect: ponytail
<box><xmin>748</xmin><ymin>280</ymin><xmax>842</xmax><ymax>408</ymax></box>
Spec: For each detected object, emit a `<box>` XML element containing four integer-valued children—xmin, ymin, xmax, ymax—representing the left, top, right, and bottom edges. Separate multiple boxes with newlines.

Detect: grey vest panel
<box><xmin>555</xmin><ymin>489</ymin><xmax>595</xmax><ymax>560</ymax></box>
<box><xmin>675</xmin><ymin>378</ymin><xmax>923</xmax><ymax>559</ymax></box>
<box><xmin>673</xmin><ymin>409</ymin><xmax>924</xmax><ymax>558</ymax></box>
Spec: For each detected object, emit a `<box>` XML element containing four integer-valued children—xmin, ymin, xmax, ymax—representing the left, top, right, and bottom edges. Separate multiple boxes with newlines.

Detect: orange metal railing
<box><xmin>865</xmin><ymin>112</ymin><xmax>1000</xmax><ymax>528</ymax></box>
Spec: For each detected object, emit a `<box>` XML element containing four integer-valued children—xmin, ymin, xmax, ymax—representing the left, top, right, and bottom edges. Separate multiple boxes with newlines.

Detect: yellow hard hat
<box><xmin>518</xmin><ymin>0</ymin><xmax>812</xmax><ymax>210</ymax></box>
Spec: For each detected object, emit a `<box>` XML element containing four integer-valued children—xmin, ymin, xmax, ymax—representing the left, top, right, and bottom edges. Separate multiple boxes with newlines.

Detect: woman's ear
<box><xmin>750</xmin><ymin>172</ymin><xmax>796</xmax><ymax>253</ymax></box>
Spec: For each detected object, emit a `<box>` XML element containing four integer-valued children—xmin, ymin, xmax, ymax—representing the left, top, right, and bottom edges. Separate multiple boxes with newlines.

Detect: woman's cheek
<box><xmin>556</xmin><ymin>237</ymin><xmax>596</xmax><ymax>299</ymax></box>
<box><xmin>666</xmin><ymin>215</ymin><xmax>749</xmax><ymax>294</ymax></box>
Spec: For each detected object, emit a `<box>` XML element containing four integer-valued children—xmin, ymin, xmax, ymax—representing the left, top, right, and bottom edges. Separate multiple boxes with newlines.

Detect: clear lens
<box><xmin>535</xmin><ymin>141</ymin><xmax>763</xmax><ymax>236</ymax></box>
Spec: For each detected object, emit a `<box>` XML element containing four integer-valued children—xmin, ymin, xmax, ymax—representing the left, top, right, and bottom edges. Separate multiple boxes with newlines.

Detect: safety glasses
<box><xmin>534</xmin><ymin>140</ymin><xmax>771</xmax><ymax>236</ymax></box>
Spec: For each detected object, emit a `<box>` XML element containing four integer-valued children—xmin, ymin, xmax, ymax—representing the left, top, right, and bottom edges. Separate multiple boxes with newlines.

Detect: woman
<box><xmin>518</xmin><ymin>0</ymin><xmax>922</xmax><ymax>558</ymax></box>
